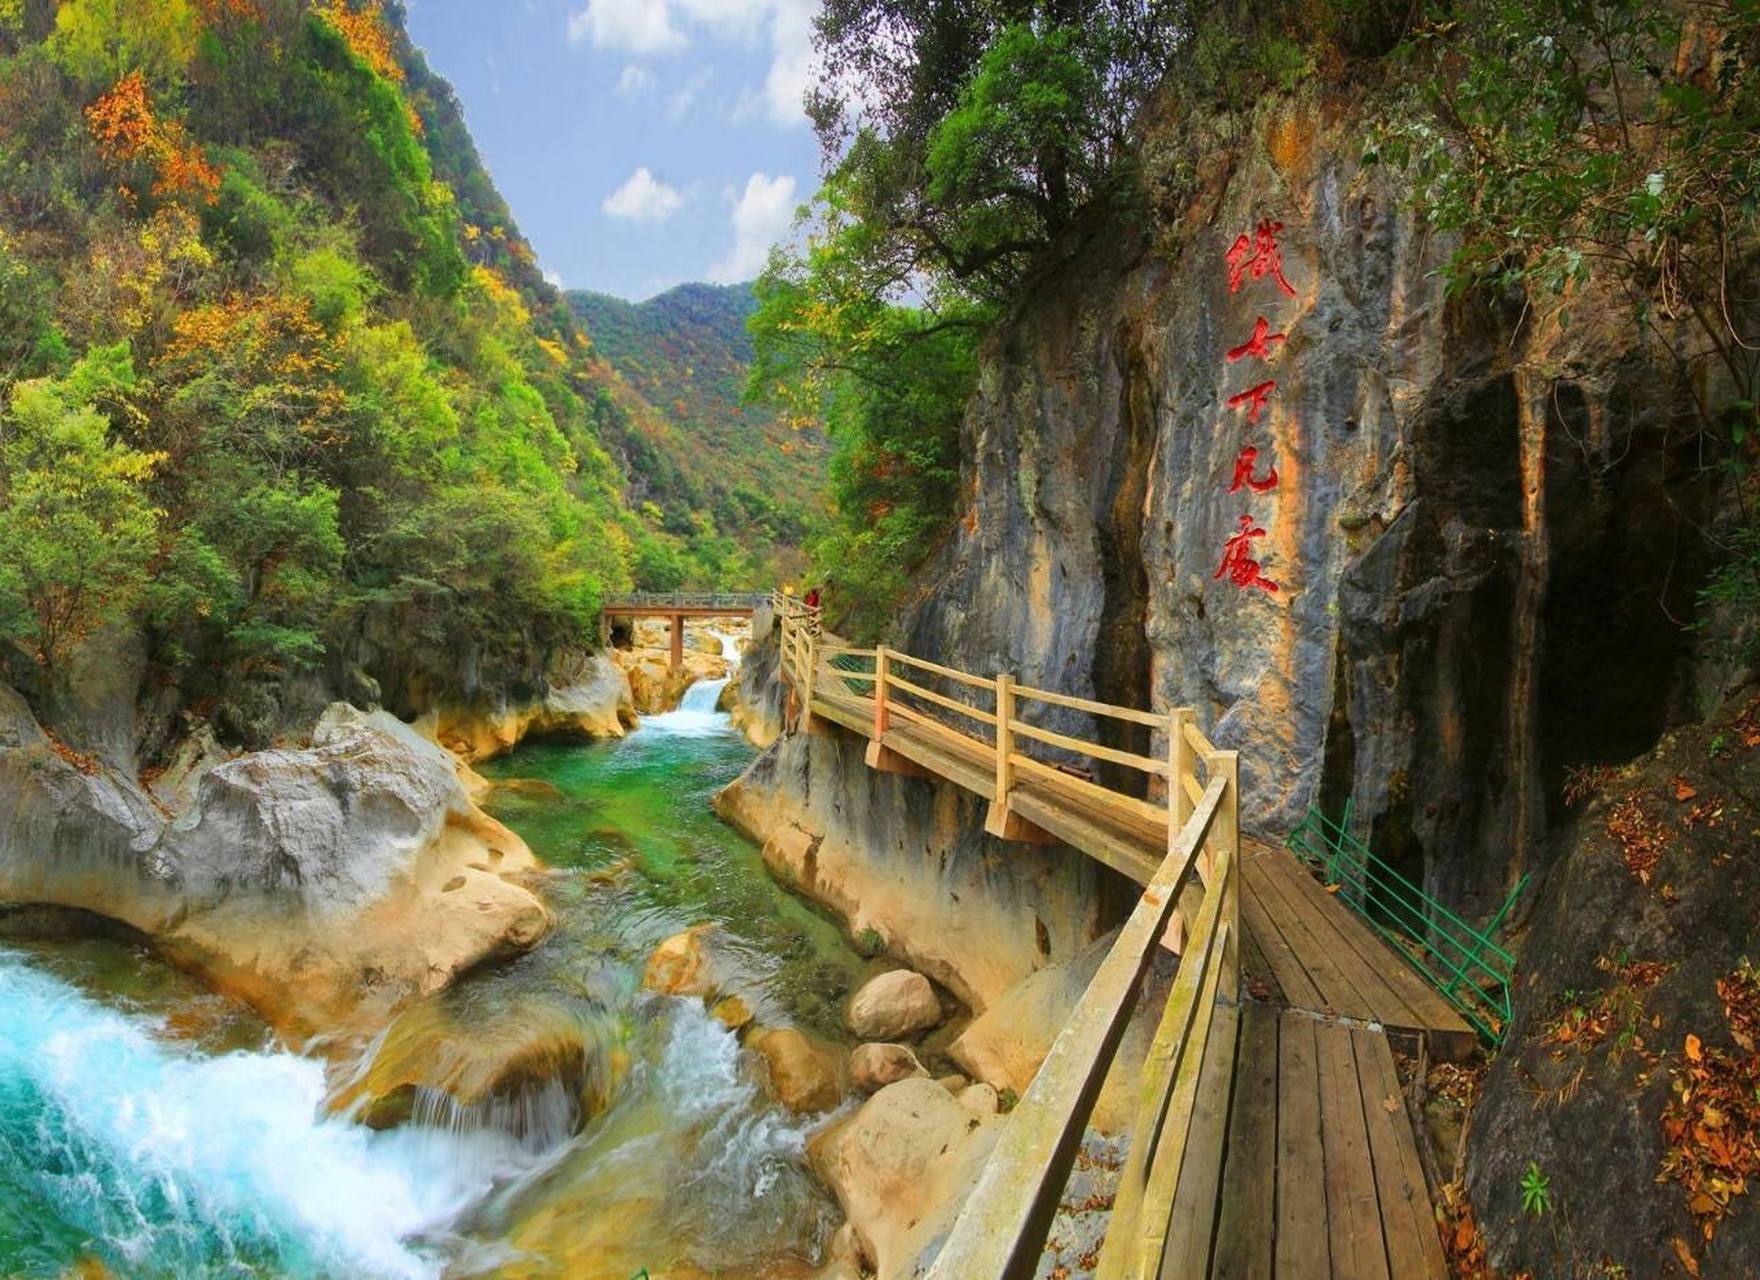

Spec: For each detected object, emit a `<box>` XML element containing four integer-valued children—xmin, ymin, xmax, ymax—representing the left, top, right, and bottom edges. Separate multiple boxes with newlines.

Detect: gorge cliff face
<box><xmin>721</xmin><ymin>83</ymin><xmax>1746</xmax><ymax>1270</ymax></box>
<box><xmin>894</xmin><ymin>92</ymin><xmax>1723</xmax><ymax>921</ymax></box>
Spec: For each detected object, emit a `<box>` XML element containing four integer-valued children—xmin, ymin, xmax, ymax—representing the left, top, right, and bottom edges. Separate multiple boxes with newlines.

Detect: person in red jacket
<box><xmin>804</xmin><ymin>587</ymin><xmax>822</xmax><ymax>610</ymax></box>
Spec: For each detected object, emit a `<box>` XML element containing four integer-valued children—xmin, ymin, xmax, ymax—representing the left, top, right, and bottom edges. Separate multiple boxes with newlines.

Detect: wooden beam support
<box><xmin>669</xmin><ymin>613</ymin><xmax>684</xmax><ymax>672</ymax></box>
<box><xmin>865</xmin><ymin>737</ymin><xmax>934</xmax><ymax>779</ymax></box>
<box><xmin>984</xmin><ymin>672</ymin><xmax>1055</xmax><ymax>841</ymax></box>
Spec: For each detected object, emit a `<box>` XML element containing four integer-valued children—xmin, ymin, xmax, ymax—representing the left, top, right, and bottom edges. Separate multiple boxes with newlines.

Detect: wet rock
<box><xmin>748</xmin><ymin>1025</ymin><xmax>844</xmax><ymax>1115</ymax></box>
<box><xmin>809</xmin><ymin>1077</ymin><xmax>1003</xmax><ymax>1280</ymax></box>
<box><xmin>711</xmin><ymin>993</ymin><xmax>754</xmax><ymax>1033</ymax></box>
<box><xmin>0</xmin><ymin>690</ymin><xmax>551</xmax><ymax>1036</ymax></box>
<box><xmin>850</xmin><ymin>1042</ymin><xmax>928</xmax><ymax>1094</ymax></box>
<box><xmin>429</xmin><ymin>652</ymin><xmax>635</xmax><ymax>762</ymax></box>
<box><xmin>616</xmin><ymin>648</ymin><xmax>730</xmax><ymax>715</ymax></box>
<box><xmin>331</xmin><ymin>997</ymin><xmax>625</xmax><ymax>1140</ymax></box>
<box><xmin>847</xmin><ymin>970</ymin><xmax>941</xmax><ymax>1041</ymax></box>
<box><xmin>643</xmin><ymin>924</ymin><xmax>722</xmax><ymax>999</ymax></box>
<box><xmin>491</xmin><ymin>777</ymin><xmax>566</xmax><ymax>801</ymax></box>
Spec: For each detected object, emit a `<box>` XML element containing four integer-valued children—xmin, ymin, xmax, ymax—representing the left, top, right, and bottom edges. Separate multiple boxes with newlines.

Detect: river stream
<box><xmin>0</xmin><ymin>636</ymin><xmax>867</xmax><ymax>1279</ymax></box>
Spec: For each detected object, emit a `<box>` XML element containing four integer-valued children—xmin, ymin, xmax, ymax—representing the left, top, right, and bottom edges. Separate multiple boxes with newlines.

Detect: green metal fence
<box><xmin>1285</xmin><ymin>801</ymin><xmax>1528</xmax><ymax>1045</ymax></box>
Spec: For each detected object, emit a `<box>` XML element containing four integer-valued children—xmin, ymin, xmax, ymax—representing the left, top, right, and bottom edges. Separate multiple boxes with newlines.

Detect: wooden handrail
<box><xmin>1011</xmin><ymin>754</ymin><xmax>1170</xmax><ymax>831</ymax></box>
<box><xmin>924</xmin><ymin>772</ymin><xmax>1231</xmax><ymax>1279</ymax></box>
<box><xmin>770</xmin><ymin>590</ymin><xmax>1245</xmax><ymax>1277</ymax></box>
<box><xmin>888</xmin><ymin>673</ymin><xmax>999</xmax><ymax>726</ymax></box>
<box><xmin>1014</xmin><ymin>680</ymin><xmax>1171</xmax><ymax>730</ymax></box>
<box><xmin>1009</xmin><ymin>719</ymin><xmax>1168</xmax><ymax>778</ymax></box>
<box><xmin>887</xmin><ymin>649</ymin><xmax>999</xmax><ymax>690</ymax></box>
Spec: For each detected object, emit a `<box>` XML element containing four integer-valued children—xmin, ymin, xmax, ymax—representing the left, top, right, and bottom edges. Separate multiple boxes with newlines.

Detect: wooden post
<box><xmin>985</xmin><ymin>673</ymin><xmax>1016</xmax><ymax>839</ymax></box>
<box><xmin>669</xmin><ymin>613</ymin><xmax>684</xmax><ymax>673</ymax></box>
<box><xmin>1162</xmin><ymin>708</ymin><xmax>1199</xmax><ymax>956</ymax></box>
<box><xmin>803</xmin><ymin>628</ymin><xmax>818</xmax><ymax>717</ymax></box>
<box><xmin>1169</xmin><ymin>707</ymin><xmax>1196</xmax><ymax>833</ymax></box>
<box><xmin>873</xmin><ymin>646</ymin><xmax>890</xmax><ymax>737</ymax></box>
<box><xmin>1213</xmin><ymin>748</ymin><xmax>1241</xmax><ymax>996</ymax></box>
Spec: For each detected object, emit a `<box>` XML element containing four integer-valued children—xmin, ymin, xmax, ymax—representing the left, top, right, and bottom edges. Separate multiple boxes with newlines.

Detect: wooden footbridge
<box><xmin>601</xmin><ymin>591</ymin><xmax>765</xmax><ymax>670</ymax></box>
<box><xmin>771</xmin><ymin>594</ymin><xmax>1474</xmax><ymax>1278</ymax></box>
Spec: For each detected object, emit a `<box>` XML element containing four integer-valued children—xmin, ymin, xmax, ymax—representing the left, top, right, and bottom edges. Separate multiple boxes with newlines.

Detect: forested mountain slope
<box><xmin>569</xmin><ymin>283</ymin><xmax>828</xmax><ymax>587</ymax></box>
<box><xmin>0</xmin><ymin>0</ymin><xmax>766</xmax><ymax>748</ymax></box>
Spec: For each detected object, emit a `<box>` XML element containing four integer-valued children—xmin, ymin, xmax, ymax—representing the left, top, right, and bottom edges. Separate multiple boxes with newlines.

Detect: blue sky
<box><xmin>403</xmin><ymin>0</ymin><xmax>823</xmax><ymax>301</ymax></box>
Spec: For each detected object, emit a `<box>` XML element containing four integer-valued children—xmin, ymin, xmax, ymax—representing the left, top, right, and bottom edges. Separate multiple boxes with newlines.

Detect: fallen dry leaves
<box><xmin>1607</xmin><ymin>794</ymin><xmax>1670</xmax><ymax>885</ymax></box>
<box><xmin>1732</xmin><ymin>696</ymin><xmax>1760</xmax><ymax>751</ymax></box>
<box><xmin>1658</xmin><ymin>963</ymin><xmax>1760</xmax><ymax>1240</ymax></box>
<box><xmin>1436</xmin><ymin>1180</ymin><xmax>1531</xmax><ymax>1280</ymax></box>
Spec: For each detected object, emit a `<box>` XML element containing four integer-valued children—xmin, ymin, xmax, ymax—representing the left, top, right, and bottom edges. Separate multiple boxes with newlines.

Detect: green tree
<box><xmin>0</xmin><ymin>355</ymin><xmax>162</xmax><ymax>672</ymax></box>
<box><xmin>50</xmin><ymin>0</ymin><xmax>200</xmax><ymax>89</ymax></box>
<box><xmin>808</xmin><ymin>1</ymin><xmax>1184</xmax><ymax>300</ymax></box>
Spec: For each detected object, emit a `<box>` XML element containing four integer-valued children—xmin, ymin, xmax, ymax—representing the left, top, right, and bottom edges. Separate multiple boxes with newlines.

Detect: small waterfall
<box><xmin>0</xmin><ymin>951</ymin><xmax>538</xmax><ymax>1280</ymax></box>
<box><xmin>637</xmin><ymin>630</ymin><xmax>740</xmax><ymax>738</ymax></box>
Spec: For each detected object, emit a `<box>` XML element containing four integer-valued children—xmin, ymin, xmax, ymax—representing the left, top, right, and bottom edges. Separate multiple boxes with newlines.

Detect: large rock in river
<box><xmin>0</xmin><ymin>688</ymin><xmax>551</xmax><ymax>1036</ymax></box>
<box><xmin>850</xmin><ymin>1042</ymin><xmax>928</xmax><ymax>1094</ymax></box>
<box><xmin>747</xmin><ymin>1025</ymin><xmax>845</xmax><ymax>1114</ymax></box>
<box><xmin>847</xmin><ymin>969</ymin><xmax>942</xmax><ymax>1041</ymax></box>
<box><xmin>426</xmin><ymin>651</ymin><xmax>636</xmax><ymax>762</ymax></box>
<box><xmin>809</xmin><ymin>1076</ymin><xmax>1003</xmax><ymax>1279</ymax></box>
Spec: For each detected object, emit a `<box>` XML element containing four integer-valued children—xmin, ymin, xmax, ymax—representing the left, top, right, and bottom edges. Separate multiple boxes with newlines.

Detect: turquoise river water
<box><xmin>0</xmin><ymin>660</ymin><xmax>869</xmax><ymax>1280</ymax></box>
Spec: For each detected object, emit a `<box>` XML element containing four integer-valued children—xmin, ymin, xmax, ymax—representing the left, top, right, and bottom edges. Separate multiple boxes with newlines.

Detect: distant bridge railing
<box><xmin>602</xmin><ymin>591</ymin><xmax>767</xmax><ymax>613</ymax></box>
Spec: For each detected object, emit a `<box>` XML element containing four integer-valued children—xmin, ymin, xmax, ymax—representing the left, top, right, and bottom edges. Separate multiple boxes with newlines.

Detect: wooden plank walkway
<box><xmin>770</xmin><ymin>602</ymin><xmax>1459</xmax><ymax>1278</ymax></box>
<box><xmin>1156</xmin><ymin>1002</ymin><xmax>1448</xmax><ymax>1279</ymax></box>
<box><xmin>814</xmin><ymin>677</ymin><xmax>1473</xmax><ymax>1049</ymax></box>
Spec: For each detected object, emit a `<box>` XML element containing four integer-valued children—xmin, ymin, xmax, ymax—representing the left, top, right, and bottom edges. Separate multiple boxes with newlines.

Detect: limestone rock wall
<box><xmin>0</xmin><ymin>686</ymin><xmax>549</xmax><ymax>1037</ymax></box>
<box><xmin>896</xmin><ymin>92</ymin><xmax>1724</xmax><ymax>920</ymax></box>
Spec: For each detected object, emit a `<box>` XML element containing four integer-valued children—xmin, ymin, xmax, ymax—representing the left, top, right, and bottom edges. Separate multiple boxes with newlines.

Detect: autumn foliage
<box><xmin>86</xmin><ymin>71</ymin><xmax>220</xmax><ymax>207</ymax></box>
<box><xmin>1659</xmin><ymin>964</ymin><xmax>1760</xmax><ymax>1243</ymax></box>
<box><xmin>311</xmin><ymin>1</ymin><xmax>421</xmax><ymax>133</ymax></box>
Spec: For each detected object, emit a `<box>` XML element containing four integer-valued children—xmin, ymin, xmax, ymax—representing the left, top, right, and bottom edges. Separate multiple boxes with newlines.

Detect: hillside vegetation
<box><xmin>0</xmin><ymin>0</ymin><xmax>776</xmax><ymax>742</ymax></box>
<box><xmin>569</xmin><ymin>283</ymin><xmax>828</xmax><ymax>588</ymax></box>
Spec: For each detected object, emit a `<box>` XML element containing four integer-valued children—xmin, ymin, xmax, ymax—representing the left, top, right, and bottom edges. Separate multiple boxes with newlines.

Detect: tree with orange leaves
<box><xmin>311</xmin><ymin>0</ymin><xmax>423</xmax><ymax>134</ymax></box>
<box><xmin>86</xmin><ymin>70</ymin><xmax>220</xmax><ymax>207</ymax></box>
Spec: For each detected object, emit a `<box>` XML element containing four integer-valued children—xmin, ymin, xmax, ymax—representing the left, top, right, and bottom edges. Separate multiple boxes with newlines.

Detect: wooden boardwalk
<box><xmin>1164</xmin><ymin>1001</ymin><xmax>1447</xmax><ymax>1279</ymax></box>
<box><xmin>815</xmin><ymin>672</ymin><xmax>1473</xmax><ymax>1048</ymax></box>
<box><xmin>770</xmin><ymin>596</ymin><xmax>1461</xmax><ymax>1279</ymax></box>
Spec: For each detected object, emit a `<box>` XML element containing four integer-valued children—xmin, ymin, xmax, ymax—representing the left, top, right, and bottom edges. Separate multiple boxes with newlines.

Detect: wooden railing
<box><xmin>603</xmin><ymin>591</ymin><xmax>767</xmax><ymax>612</ymax></box>
<box><xmin>773</xmin><ymin>599</ymin><xmax>1242</xmax><ymax>1277</ymax></box>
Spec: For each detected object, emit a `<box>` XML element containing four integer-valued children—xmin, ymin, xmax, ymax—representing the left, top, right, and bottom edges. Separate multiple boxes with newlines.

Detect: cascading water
<box><xmin>0</xmin><ymin>616</ymin><xmax>862</xmax><ymax>1279</ymax></box>
<box><xmin>635</xmin><ymin>629</ymin><xmax>742</xmax><ymax>738</ymax></box>
<box><xmin>0</xmin><ymin>951</ymin><xmax>533</xmax><ymax>1280</ymax></box>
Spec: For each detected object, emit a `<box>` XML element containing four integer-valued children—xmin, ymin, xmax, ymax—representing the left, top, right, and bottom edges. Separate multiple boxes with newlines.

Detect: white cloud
<box><xmin>760</xmin><ymin>0</ymin><xmax>816</xmax><ymax>125</ymax></box>
<box><xmin>570</xmin><ymin>0</ymin><xmax>818</xmax><ymax>126</ymax></box>
<box><xmin>543</xmin><ymin>269</ymin><xmax>564</xmax><ymax>289</ymax></box>
<box><xmin>567</xmin><ymin>0</ymin><xmax>684</xmax><ymax>54</ymax></box>
<box><xmin>602</xmin><ymin>168</ymin><xmax>686</xmax><ymax>223</ymax></box>
<box><xmin>667</xmin><ymin>68</ymin><xmax>713</xmax><ymax>119</ymax></box>
<box><xmin>674</xmin><ymin>0</ymin><xmax>769</xmax><ymax>39</ymax></box>
<box><xmin>616</xmin><ymin>64</ymin><xmax>655</xmax><ymax>97</ymax></box>
<box><xmin>709</xmin><ymin>172</ymin><xmax>797</xmax><ymax>283</ymax></box>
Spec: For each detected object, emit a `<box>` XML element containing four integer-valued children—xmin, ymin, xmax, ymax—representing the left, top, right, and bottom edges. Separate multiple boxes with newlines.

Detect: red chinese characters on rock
<box><xmin>1228</xmin><ymin>444</ymin><xmax>1278</xmax><ymax>494</ymax></box>
<box><xmin>1226</xmin><ymin>379</ymin><xmax>1278</xmax><ymax>425</ymax></box>
<box><xmin>1215</xmin><ymin>217</ymin><xmax>1300</xmax><ymax>597</ymax></box>
<box><xmin>1225</xmin><ymin>220</ymin><xmax>1297</xmax><ymax>299</ymax></box>
<box><xmin>1226</xmin><ymin>316</ymin><xmax>1286</xmax><ymax>364</ymax></box>
<box><xmin>1214</xmin><ymin>515</ymin><xmax>1279</xmax><ymax>594</ymax></box>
